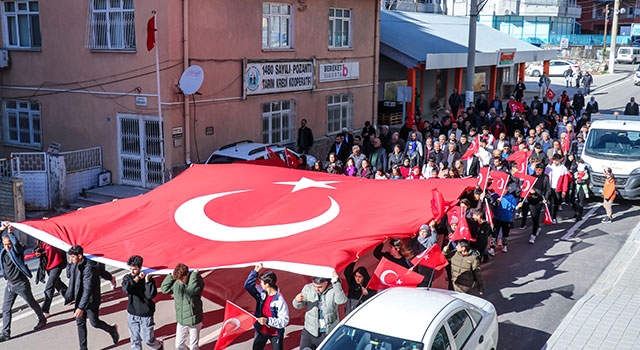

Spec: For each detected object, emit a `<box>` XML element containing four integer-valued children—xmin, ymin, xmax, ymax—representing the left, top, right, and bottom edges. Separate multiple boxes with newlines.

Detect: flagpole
<box><xmin>152</xmin><ymin>11</ymin><xmax>165</xmax><ymax>172</ymax></box>
<box><xmin>427</xmin><ymin>268</ymin><xmax>435</xmax><ymax>289</ymax></box>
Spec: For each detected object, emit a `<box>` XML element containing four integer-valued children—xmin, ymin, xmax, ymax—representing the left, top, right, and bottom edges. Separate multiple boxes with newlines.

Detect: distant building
<box><xmin>577</xmin><ymin>0</ymin><xmax>638</xmax><ymax>35</ymax></box>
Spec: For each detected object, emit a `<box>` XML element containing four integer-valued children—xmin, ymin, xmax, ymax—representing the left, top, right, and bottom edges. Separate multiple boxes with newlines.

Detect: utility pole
<box><xmin>603</xmin><ymin>4</ymin><xmax>609</xmax><ymax>53</ymax></box>
<box><xmin>465</xmin><ymin>0</ymin><xmax>478</xmax><ymax>108</ymax></box>
<box><xmin>608</xmin><ymin>0</ymin><xmax>620</xmax><ymax>72</ymax></box>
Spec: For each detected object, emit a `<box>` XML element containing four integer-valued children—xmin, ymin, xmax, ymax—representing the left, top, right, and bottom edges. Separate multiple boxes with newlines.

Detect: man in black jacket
<box><xmin>65</xmin><ymin>245</ymin><xmax>119</xmax><ymax>350</ymax></box>
<box><xmin>624</xmin><ymin>97</ymin><xmax>639</xmax><ymax>116</ymax></box>
<box><xmin>518</xmin><ymin>164</ymin><xmax>551</xmax><ymax>244</ymax></box>
<box><xmin>122</xmin><ymin>255</ymin><xmax>163</xmax><ymax>350</ymax></box>
<box><xmin>297</xmin><ymin>119</ymin><xmax>314</xmax><ymax>154</ymax></box>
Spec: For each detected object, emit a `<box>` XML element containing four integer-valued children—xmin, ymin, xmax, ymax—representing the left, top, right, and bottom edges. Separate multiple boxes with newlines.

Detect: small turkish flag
<box><xmin>265</xmin><ymin>146</ymin><xmax>279</xmax><ymax>160</ymax></box>
<box><xmin>545</xmin><ymin>87</ymin><xmax>556</xmax><ymax>101</ymax></box>
<box><xmin>508</xmin><ymin>100</ymin><xmax>524</xmax><ymax>113</ymax></box>
<box><xmin>146</xmin><ymin>16</ymin><xmax>156</xmax><ymax>51</ymax></box>
<box><xmin>507</xmin><ymin>151</ymin><xmax>530</xmax><ymax>178</ymax></box>
<box><xmin>214</xmin><ymin>300</ymin><xmax>256</xmax><ymax>350</ymax></box>
<box><xmin>284</xmin><ymin>148</ymin><xmax>302</xmax><ymax>168</ymax></box>
<box><xmin>448</xmin><ymin>213</ymin><xmax>475</xmax><ymax>242</ymax></box>
<box><xmin>367</xmin><ymin>258</ymin><xmax>424</xmax><ymax>290</ymax></box>
<box><xmin>447</xmin><ymin>205</ymin><xmax>462</xmax><ymax>226</ymax></box>
<box><xmin>489</xmin><ymin>170</ymin><xmax>510</xmax><ymax>195</ymax></box>
<box><xmin>461</xmin><ymin>135</ymin><xmax>479</xmax><ymax>161</ymax></box>
<box><xmin>519</xmin><ymin>174</ymin><xmax>537</xmax><ymax>199</ymax></box>
<box><xmin>478</xmin><ymin>166</ymin><xmax>490</xmax><ymax>191</ymax></box>
<box><xmin>431</xmin><ymin>188</ymin><xmax>454</xmax><ymax>222</ymax></box>
<box><xmin>543</xmin><ymin>203</ymin><xmax>553</xmax><ymax>225</ymax></box>
<box><xmin>411</xmin><ymin>244</ymin><xmax>448</xmax><ymax>270</ymax></box>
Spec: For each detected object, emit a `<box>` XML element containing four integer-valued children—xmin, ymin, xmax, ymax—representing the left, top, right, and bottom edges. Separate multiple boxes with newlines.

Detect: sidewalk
<box><xmin>523</xmin><ymin>70</ymin><xmax>632</xmax><ymax>102</ymax></box>
<box><xmin>544</xmin><ymin>220</ymin><xmax>640</xmax><ymax>349</ymax></box>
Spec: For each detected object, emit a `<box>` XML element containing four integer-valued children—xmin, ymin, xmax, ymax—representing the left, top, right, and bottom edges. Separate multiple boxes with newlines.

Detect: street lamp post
<box><xmin>465</xmin><ymin>0</ymin><xmax>478</xmax><ymax>108</ymax></box>
<box><xmin>608</xmin><ymin>0</ymin><xmax>621</xmax><ymax>72</ymax></box>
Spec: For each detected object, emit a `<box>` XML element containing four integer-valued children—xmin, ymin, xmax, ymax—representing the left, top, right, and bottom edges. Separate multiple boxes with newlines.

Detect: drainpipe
<box><xmin>372</xmin><ymin>2</ymin><xmax>380</xmax><ymax>126</ymax></box>
<box><xmin>183</xmin><ymin>0</ymin><xmax>192</xmax><ymax>164</ymax></box>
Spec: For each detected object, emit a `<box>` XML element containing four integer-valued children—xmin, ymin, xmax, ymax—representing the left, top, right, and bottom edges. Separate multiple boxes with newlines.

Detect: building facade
<box><xmin>0</xmin><ymin>0</ymin><xmax>379</xmax><ymax>188</ymax></box>
<box><xmin>577</xmin><ymin>0</ymin><xmax>638</xmax><ymax>35</ymax></box>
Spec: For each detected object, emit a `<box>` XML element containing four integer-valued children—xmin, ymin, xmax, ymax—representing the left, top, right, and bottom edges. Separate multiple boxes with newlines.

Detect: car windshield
<box><xmin>584</xmin><ymin>128</ymin><xmax>640</xmax><ymax>160</ymax></box>
<box><xmin>320</xmin><ymin>325</ymin><xmax>424</xmax><ymax>350</ymax></box>
<box><xmin>205</xmin><ymin>155</ymin><xmax>246</xmax><ymax>164</ymax></box>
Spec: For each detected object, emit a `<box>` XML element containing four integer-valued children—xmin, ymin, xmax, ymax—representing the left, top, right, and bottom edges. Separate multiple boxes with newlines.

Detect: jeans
<box><xmin>76</xmin><ymin>306</ymin><xmax>116</xmax><ymax>350</ymax></box>
<box><xmin>128</xmin><ymin>314</ymin><xmax>162</xmax><ymax>350</ymax></box>
<box><xmin>299</xmin><ymin>328</ymin><xmax>327</xmax><ymax>350</ymax></box>
<box><xmin>175</xmin><ymin>322</ymin><xmax>201</xmax><ymax>350</ymax></box>
<box><xmin>253</xmin><ymin>330</ymin><xmax>283</xmax><ymax>350</ymax></box>
<box><xmin>42</xmin><ymin>265</ymin><xmax>67</xmax><ymax>313</ymax></box>
<box><xmin>2</xmin><ymin>279</ymin><xmax>45</xmax><ymax>337</ymax></box>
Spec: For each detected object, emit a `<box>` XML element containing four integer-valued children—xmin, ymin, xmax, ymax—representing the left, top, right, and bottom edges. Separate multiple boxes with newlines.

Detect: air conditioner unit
<box><xmin>0</xmin><ymin>49</ymin><xmax>9</xmax><ymax>68</ymax></box>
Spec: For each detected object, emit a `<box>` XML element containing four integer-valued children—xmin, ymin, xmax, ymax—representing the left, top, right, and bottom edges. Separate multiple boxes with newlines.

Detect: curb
<box><xmin>543</xmin><ymin>219</ymin><xmax>640</xmax><ymax>349</ymax></box>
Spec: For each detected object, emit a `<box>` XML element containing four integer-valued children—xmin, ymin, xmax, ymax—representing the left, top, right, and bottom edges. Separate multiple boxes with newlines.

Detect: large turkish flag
<box><xmin>13</xmin><ymin>164</ymin><xmax>475</xmax><ymax>277</ymax></box>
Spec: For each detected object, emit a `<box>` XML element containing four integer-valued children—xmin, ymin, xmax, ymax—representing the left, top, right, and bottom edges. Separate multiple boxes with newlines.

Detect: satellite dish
<box><xmin>179</xmin><ymin>65</ymin><xmax>204</xmax><ymax>95</ymax></box>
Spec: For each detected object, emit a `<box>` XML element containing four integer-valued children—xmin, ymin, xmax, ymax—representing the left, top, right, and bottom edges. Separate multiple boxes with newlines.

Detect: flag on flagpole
<box><xmin>265</xmin><ymin>146</ymin><xmax>279</xmax><ymax>160</ymax></box>
<box><xmin>519</xmin><ymin>175</ymin><xmax>537</xmax><ymax>199</ymax></box>
<box><xmin>545</xmin><ymin>87</ymin><xmax>556</xmax><ymax>101</ymax></box>
<box><xmin>543</xmin><ymin>203</ymin><xmax>553</xmax><ymax>225</ymax></box>
<box><xmin>478</xmin><ymin>166</ymin><xmax>490</xmax><ymax>191</ymax></box>
<box><xmin>507</xmin><ymin>151</ymin><xmax>530</xmax><ymax>178</ymax></box>
<box><xmin>367</xmin><ymin>258</ymin><xmax>425</xmax><ymax>290</ymax></box>
<box><xmin>461</xmin><ymin>135</ymin><xmax>479</xmax><ymax>161</ymax></box>
<box><xmin>489</xmin><ymin>170</ymin><xmax>510</xmax><ymax>195</ymax></box>
<box><xmin>448</xmin><ymin>213</ymin><xmax>475</xmax><ymax>242</ymax></box>
<box><xmin>284</xmin><ymin>148</ymin><xmax>302</xmax><ymax>168</ymax></box>
<box><xmin>431</xmin><ymin>188</ymin><xmax>455</xmax><ymax>222</ymax></box>
<box><xmin>146</xmin><ymin>16</ymin><xmax>156</xmax><ymax>51</ymax></box>
<box><xmin>484</xmin><ymin>197</ymin><xmax>494</xmax><ymax>227</ymax></box>
<box><xmin>410</xmin><ymin>244</ymin><xmax>448</xmax><ymax>270</ymax></box>
<box><xmin>214</xmin><ymin>300</ymin><xmax>256</xmax><ymax>350</ymax></box>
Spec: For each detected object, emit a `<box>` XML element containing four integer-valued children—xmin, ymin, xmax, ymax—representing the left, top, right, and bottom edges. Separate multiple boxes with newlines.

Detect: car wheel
<box><xmin>532</xmin><ymin>70</ymin><xmax>541</xmax><ymax>77</ymax></box>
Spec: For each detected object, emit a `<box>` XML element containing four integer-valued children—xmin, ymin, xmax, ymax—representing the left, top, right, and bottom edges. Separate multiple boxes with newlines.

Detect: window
<box><xmin>329</xmin><ymin>8</ymin><xmax>351</xmax><ymax>48</ymax></box>
<box><xmin>2</xmin><ymin>1</ymin><xmax>41</xmax><ymax>48</ymax></box>
<box><xmin>262</xmin><ymin>3</ymin><xmax>292</xmax><ymax>49</ymax></box>
<box><xmin>262</xmin><ymin>100</ymin><xmax>295</xmax><ymax>143</ymax></box>
<box><xmin>87</xmin><ymin>0</ymin><xmax>136</xmax><ymax>50</ymax></box>
<box><xmin>327</xmin><ymin>93</ymin><xmax>353</xmax><ymax>134</ymax></box>
<box><xmin>431</xmin><ymin>326</ymin><xmax>451</xmax><ymax>350</ymax></box>
<box><xmin>447</xmin><ymin>310</ymin><xmax>475</xmax><ymax>349</ymax></box>
<box><xmin>3</xmin><ymin>99</ymin><xmax>41</xmax><ymax>148</ymax></box>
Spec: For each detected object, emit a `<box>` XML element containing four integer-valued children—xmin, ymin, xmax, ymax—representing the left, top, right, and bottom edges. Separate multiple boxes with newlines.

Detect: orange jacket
<box><xmin>603</xmin><ymin>177</ymin><xmax>616</xmax><ymax>201</ymax></box>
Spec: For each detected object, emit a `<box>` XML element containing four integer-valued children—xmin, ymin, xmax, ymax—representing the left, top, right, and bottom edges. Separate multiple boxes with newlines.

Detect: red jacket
<box><xmin>41</xmin><ymin>242</ymin><xmax>66</xmax><ymax>270</ymax></box>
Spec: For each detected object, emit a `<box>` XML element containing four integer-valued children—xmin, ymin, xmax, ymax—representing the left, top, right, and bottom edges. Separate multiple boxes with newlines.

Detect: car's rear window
<box><xmin>321</xmin><ymin>325</ymin><xmax>424</xmax><ymax>350</ymax></box>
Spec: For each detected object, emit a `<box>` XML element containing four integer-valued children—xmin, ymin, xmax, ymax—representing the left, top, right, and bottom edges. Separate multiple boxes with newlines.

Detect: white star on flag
<box><xmin>274</xmin><ymin>177</ymin><xmax>339</xmax><ymax>193</ymax></box>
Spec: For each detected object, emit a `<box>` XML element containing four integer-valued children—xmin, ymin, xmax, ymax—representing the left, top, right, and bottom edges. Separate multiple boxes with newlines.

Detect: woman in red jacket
<box><xmin>34</xmin><ymin>241</ymin><xmax>67</xmax><ymax>317</ymax></box>
<box><xmin>601</xmin><ymin>168</ymin><xmax>616</xmax><ymax>223</ymax></box>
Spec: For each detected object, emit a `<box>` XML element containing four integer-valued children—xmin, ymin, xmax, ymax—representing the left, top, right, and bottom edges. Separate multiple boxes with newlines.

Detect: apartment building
<box><xmin>578</xmin><ymin>0</ymin><xmax>638</xmax><ymax>35</ymax></box>
<box><xmin>0</xmin><ymin>0</ymin><xmax>379</xmax><ymax>188</ymax></box>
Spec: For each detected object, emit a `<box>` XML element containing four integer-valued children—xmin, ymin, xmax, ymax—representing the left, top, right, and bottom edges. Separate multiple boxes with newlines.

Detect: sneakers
<box><xmin>502</xmin><ymin>245</ymin><xmax>508</xmax><ymax>253</ymax></box>
<box><xmin>552</xmin><ymin>219</ymin><xmax>557</xmax><ymax>224</ymax></box>
<box><xmin>519</xmin><ymin>225</ymin><xmax>527</xmax><ymax>230</ymax></box>
<box><xmin>33</xmin><ymin>319</ymin><xmax>47</xmax><ymax>331</ymax></box>
<box><xmin>43</xmin><ymin>312</ymin><xmax>51</xmax><ymax>319</ymax></box>
<box><xmin>487</xmin><ymin>248</ymin><xmax>495</xmax><ymax>256</ymax></box>
<box><xmin>157</xmin><ymin>339</ymin><xmax>164</xmax><ymax>350</ymax></box>
<box><xmin>601</xmin><ymin>216</ymin><xmax>612</xmax><ymax>223</ymax></box>
<box><xmin>110</xmin><ymin>276</ymin><xmax>117</xmax><ymax>290</ymax></box>
<box><xmin>529</xmin><ymin>235</ymin><xmax>536</xmax><ymax>244</ymax></box>
<box><xmin>0</xmin><ymin>335</ymin><xmax>9</xmax><ymax>342</ymax></box>
<box><xmin>111</xmin><ymin>324</ymin><xmax>120</xmax><ymax>345</ymax></box>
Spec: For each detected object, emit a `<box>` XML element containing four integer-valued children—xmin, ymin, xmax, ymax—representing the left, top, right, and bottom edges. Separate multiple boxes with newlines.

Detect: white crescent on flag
<box><xmin>380</xmin><ymin>270</ymin><xmax>399</xmax><ymax>286</ymax></box>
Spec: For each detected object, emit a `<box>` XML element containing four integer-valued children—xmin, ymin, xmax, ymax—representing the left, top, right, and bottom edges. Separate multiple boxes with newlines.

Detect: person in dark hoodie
<box><xmin>122</xmin><ymin>255</ymin><xmax>163</xmax><ymax>350</ymax></box>
<box><xmin>65</xmin><ymin>245</ymin><xmax>119</xmax><ymax>350</ymax></box>
<box><xmin>343</xmin><ymin>262</ymin><xmax>376</xmax><ymax>314</ymax></box>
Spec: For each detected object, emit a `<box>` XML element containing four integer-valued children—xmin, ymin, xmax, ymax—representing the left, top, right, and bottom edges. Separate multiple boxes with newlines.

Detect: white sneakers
<box><xmin>502</xmin><ymin>245</ymin><xmax>508</xmax><ymax>253</ymax></box>
<box><xmin>487</xmin><ymin>248</ymin><xmax>495</xmax><ymax>256</ymax></box>
<box><xmin>529</xmin><ymin>235</ymin><xmax>536</xmax><ymax>244</ymax></box>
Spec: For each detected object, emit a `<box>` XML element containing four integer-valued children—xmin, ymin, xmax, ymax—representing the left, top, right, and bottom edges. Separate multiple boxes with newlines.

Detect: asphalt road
<box><xmin>3</xmin><ymin>66</ymin><xmax>640</xmax><ymax>350</ymax></box>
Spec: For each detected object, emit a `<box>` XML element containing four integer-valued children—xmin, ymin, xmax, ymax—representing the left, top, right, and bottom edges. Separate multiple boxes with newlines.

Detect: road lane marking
<box><xmin>561</xmin><ymin>205</ymin><xmax>600</xmax><ymax>240</ymax></box>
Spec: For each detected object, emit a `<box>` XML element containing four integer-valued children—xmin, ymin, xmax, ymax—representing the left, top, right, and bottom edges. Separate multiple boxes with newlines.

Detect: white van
<box><xmin>616</xmin><ymin>47</ymin><xmax>640</xmax><ymax>64</ymax></box>
<box><xmin>581</xmin><ymin>115</ymin><xmax>640</xmax><ymax>199</ymax></box>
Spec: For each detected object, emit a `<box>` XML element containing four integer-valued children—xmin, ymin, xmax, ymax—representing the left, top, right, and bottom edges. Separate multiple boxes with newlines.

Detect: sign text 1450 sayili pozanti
<box><xmin>261</xmin><ymin>62</ymin><xmax>313</xmax><ymax>90</ymax></box>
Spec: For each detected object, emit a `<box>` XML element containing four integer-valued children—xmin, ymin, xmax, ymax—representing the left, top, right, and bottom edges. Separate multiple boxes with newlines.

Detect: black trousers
<box><xmin>42</xmin><ymin>265</ymin><xmax>67</xmax><ymax>313</ymax></box>
<box><xmin>491</xmin><ymin>219</ymin><xmax>511</xmax><ymax>246</ymax></box>
<box><xmin>520</xmin><ymin>202</ymin><xmax>530</xmax><ymax>227</ymax></box>
<box><xmin>253</xmin><ymin>330</ymin><xmax>283</xmax><ymax>350</ymax></box>
<box><xmin>75</xmin><ymin>305</ymin><xmax>115</xmax><ymax>350</ymax></box>
<box><xmin>550</xmin><ymin>190</ymin><xmax>562</xmax><ymax>219</ymax></box>
<box><xmin>530</xmin><ymin>202</ymin><xmax>543</xmax><ymax>236</ymax></box>
<box><xmin>299</xmin><ymin>328</ymin><xmax>327</xmax><ymax>350</ymax></box>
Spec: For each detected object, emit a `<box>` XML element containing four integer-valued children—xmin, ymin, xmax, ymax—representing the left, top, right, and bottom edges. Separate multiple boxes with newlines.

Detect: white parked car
<box><xmin>204</xmin><ymin>140</ymin><xmax>317</xmax><ymax>167</ymax></box>
<box><xmin>318</xmin><ymin>287</ymin><xmax>499</xmax><ymax>350</ymax></box>
<box><xmin>526</xmin><ymin>60</ymin><xmax>580</xmax><ymax>77</ymax></box>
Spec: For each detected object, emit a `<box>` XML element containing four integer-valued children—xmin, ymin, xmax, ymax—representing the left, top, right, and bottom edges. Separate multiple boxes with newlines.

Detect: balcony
<box><xmin>520</xmin><ymin>0</ymin><xmax>581</xmax><ymax>18</ymax></box>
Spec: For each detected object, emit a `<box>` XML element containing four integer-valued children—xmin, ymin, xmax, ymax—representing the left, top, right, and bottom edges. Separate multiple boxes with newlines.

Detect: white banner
<box><xmin>318</xmin><ymin>62</ymin><xmax>360</xmax><ymax>82</ymax></box>
<box><xmin>245</xmin><ymin>61</ymin><xmax>314</xmax><ymax>95</ymax></box>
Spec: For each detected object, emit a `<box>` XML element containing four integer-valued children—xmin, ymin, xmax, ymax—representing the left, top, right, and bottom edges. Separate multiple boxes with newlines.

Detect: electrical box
<box><xmin>0</xmin><ymin>50</ymin><xmax>9</xmax><ymax>68</ymax></box>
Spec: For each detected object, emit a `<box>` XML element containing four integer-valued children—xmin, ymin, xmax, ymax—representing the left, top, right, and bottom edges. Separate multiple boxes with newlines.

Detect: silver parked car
<box><xmin>318</xmin><ymin>287</ymin><xmax>499</xmax><ymax>350</ymax></box>
<box><xmin>204</xmin><ymin>140</ymin><xmax>317</xmax><ymax>167</ymax></box>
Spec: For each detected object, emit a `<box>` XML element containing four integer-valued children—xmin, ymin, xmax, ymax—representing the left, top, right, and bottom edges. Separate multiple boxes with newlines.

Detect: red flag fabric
<box><xmin>507</xmin><ymin>151</ymin><xmax>529</xmax><ymax>178</ymax></box>
<box><xmin>214</xmin><ymin>300</ymin><xmax>256</xmax><ymax>350</ymax></box>
<box><xmin>477</xmin><ymin>167</ymin><xmax>490</xmax><ymax>191</ymax></box>
<box><xmin>447</xmin><ymin>205</ymin><xmax>462</xmax><ymax>225</ymax></box>
<box><xmin>13</xmin><ymin>165</ymin><xmax>477</xmax><ymax>277</ymax></box>
<box><xmin>461</xmin><ymin>135</ymin><xmax>479</xmax><ymax>161</ymax></box>
<box><xmin>411</xmin><ymin>244</ymin><xmax>448</xmax><ymax>271</ymax></box>
<box><xmin>146</xmin><ymin>16</ymin><xmax>156</xmax><ymax>51</ymax></box>
<box><xmin>545</xmin><ymin>87</ymin><xmax>556</xmax><ymax>101</ymax></box>
<box><xmin>284</xmin><ymin>148</ymin><xmax>302</xmax><ymax>168</ymax></box>
<box><xmin>489</xmin><ymin>170</ymin><xmax>510</xmax><ymax>195</ymax></box>
<box><xmin>448</xmin><ymin>213</ymin><xmax>475</xmax><ymax>242</ymax></box>
<box><xmin>543</xmin><ymin>203</ymin><xmax>553</xmax><ymax>225</ymax></box>
<box><xmin>265</xmin><ymin>146</ymin><xmax>279</xmax><ymax>160</ymax></box>
<box><xmin>519</xmin><ymin>174</ymin><xmax>537</xmax><ymax>199</ymax></box>
<box><xmin>367</xmin><ymin>258</ymin><xmax>424</xmax><ymax>290</ymax></box>
<box><xmin>508</xmin><ymin>100</ymin><xmax>524</xmax><ymax>113</ymax></box>
<box><xmin>242</xmin><ymin>158</ymin><xmax>288</xmax><ymax>168</ymax></box>
<box><xmin>430</xmin><ymin>188</ymin><xmax>455</xmax><ymax>222</ymax></box>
